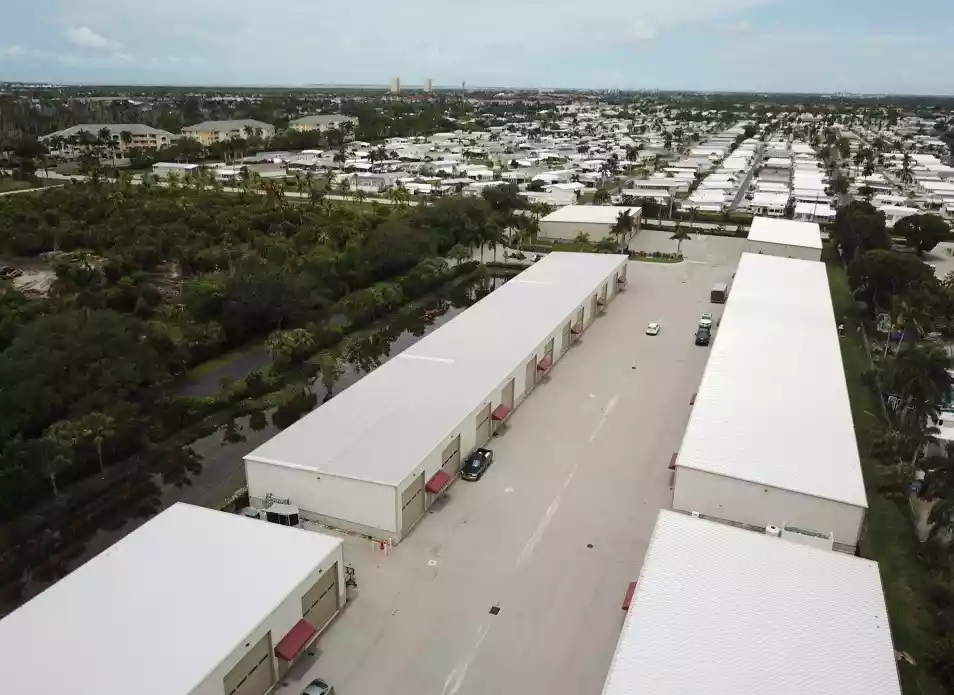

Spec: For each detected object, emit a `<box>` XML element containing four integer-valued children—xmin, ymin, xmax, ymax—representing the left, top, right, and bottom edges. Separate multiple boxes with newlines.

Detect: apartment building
<box><xmin>181</xmin><ymin>119</ymin><xmax>276</xmax><ymax>145</ymax></box>
<box><xmin>289</xmin><ymin>115</ymin><xmax>358</xmax><ymax>134</ymax></box>
<box><xmin>41</xmin><ymin>124</ymin><xmax>177</xmax><ymax>153</ymax></box>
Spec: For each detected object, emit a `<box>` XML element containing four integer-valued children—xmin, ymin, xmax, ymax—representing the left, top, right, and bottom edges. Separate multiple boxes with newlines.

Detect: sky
<box><xmin>1</xmin><ymin>0</ymin><xmax>953</xmax><ymax>94</ymax></box>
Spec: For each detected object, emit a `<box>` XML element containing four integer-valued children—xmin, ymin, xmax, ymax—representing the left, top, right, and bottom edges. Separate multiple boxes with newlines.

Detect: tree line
<box><xmin>0</xmin><ymin>181</ymin><xmax>523</xmax><ymax>520</ymax></box>
<box><xmin>830</xmin><ymin>201</ymin><xmax>954</xmax><ymax>689</ymax></box>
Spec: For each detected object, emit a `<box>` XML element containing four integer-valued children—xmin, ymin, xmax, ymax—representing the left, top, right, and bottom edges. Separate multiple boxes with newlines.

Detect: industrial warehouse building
<box><xmin>673</xmin><ymin>253</ymin><xmax>867</xmax><ymax>551</ymax></box>
<box><xmin>601</xmin><ymin>511</ymin><xmax>901</xmax><ymax>695</ymax></box>
<box><xmin>0</xmin><ymin>503</ymin><xmax>345</xmax><ymax>695</ymax></box>
<box><xmin>745</xmin><ymin>216</ymin><xmax>822</xmax><ymax>261</ymax></box>
<box><xmin>245</xmin><ymin>252</ymin><xmax>629</xmax><ymax>543</ymax></box>
<box><xmin>539</xmin><ymin>204</ymin><xmax>642</xmax><ymax>242</ymax></box>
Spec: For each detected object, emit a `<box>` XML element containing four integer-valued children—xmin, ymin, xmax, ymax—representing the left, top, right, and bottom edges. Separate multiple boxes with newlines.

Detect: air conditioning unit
<box><xmin>691</xmin><ymin>511</ymin><xmax>700</xmax><ymax>518</ymax></box>
<box><xmin>260</xmin><ymin>502</ymin><xmax>302</xmax><ymax>528</ymax></box>
<box><xmin>765</xmin><ymin>525</ymin><xmax>782</xmax><ymax>537</ymax></box>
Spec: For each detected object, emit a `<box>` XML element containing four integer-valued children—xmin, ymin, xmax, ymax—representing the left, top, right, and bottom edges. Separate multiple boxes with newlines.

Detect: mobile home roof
<box><xmin>601</xmin><ymin>511</ymin><xmax>899</xmax><ymax>695</ymax></box>
<box><xmin>0</xmin><ymin>503</ymin><xmax>342</xmax><ymax>695</ymax></box>
<box><xmin>246</xmin><ymin>253</ymin><xmax>627</xmax><ymax>486</ymax></box>
<box><xmin>747</xmin><ymin>216</ymin><xmax>823</xmax><ymax>249</ymax></box>
<box><xmin>676</xmin><ymin>253</ymin><xmax>866</xmax><ymax>507</ymax></box>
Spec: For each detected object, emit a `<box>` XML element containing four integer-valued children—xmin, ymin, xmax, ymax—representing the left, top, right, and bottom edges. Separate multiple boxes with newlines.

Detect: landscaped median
<box><xmin>826</xmin><ymin>247</ymin><xmax>945</xmax><ymax>695</ymax></box>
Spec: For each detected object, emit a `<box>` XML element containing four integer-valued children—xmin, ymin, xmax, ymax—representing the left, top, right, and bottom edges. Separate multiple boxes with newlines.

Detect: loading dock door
<box><xmin>224</xmin><ymin>633</ymin><xmax>274</xmax><ymax>695</ymax></box>
<box><xmin>561</xmin><ymin>321</ymin><xmax>571</xmax><ymax>354</ymax></box>
<box><xmin>301</xmin><ymin>563</ymin><xmax>339</xmax><ymax>632</ymax></box>
<box><xmin>525</xmin><ymin>358</ymin><xmax>537</xmax><ymax>394</ymax></box>
<box><xmin>503</xmin><ymin>379</ymin><xmax>515</xmax><ymax>409</ymax></box>
<box><xmin>401</xmin><ymin>473</ymin><xmax>425</xmax><ymax>535</ymax></box>
<box><xmin>476</xmin><ymin>403</ymin><xmax>492</xmax><ymax>446</ymax></box>
<box><xmin>590</xmin><ymin>295</ymin><xmax>598</xmax><ymax>321</ymax></box>
<box><xmin>442</xmin><ymin>435</ymin><xmax>461</xmax><ymax>478</ymax></box>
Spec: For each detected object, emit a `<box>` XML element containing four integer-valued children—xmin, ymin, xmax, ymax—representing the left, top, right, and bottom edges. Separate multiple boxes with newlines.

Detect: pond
<box><xmin>0</xmin><ymin>273</ymin><xmax>507</xmax><ymax>614</ymax></box>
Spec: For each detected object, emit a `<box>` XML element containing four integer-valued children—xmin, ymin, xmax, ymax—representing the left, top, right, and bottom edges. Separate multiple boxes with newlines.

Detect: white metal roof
<box><xmin>677</xmin><ymin>254</ymin><xmax>867</xmax><ymax>507</ymax></box>
<box><xmin>0</xmin><ymin>503</ymin><xmax>342</xmax><ymax>695</ymax></box>
<box><xmin>602</xmin><ymin>511</ymin><xmax>900</xmax><ymax>695</ymax></box>
<box><xmin>541</xmin><ymin>204</ymin><xmax>641</xmax><ymax>225</ymax></box>
<box><xmin>747</xmin><ymin>216</ymin><xmax>822</xmax><ymax>249</ymax></box>
<box><xmin>246</xmin><ymin>252</ymin><xmax>627</xmax><ymax>486</ymax></box>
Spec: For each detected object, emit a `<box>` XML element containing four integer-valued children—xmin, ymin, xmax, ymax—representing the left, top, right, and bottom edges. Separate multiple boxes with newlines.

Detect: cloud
<box><xmin>0</xmin><ymin>45</ymin><xmax>27</xmax><ymax>57</ymax></box>
<box><xmin>64</xmin><ymin>26</ymin><xmax>119</xmax><ymax>50</ymax></box>
<box><xmin>725</xmin><ymin>20</ymin><xmax>752</xmax><ymax>34</ymax></box>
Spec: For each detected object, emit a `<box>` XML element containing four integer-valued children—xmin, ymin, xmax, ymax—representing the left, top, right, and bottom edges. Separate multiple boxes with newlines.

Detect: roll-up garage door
<box><xmin>442</xmin><ymin>435</ymin><xmax>461</xmax><ymax>477</ymax></box>
<box><xmin>476</xmin><ymin>403</ymin><xmax>492</xmax><ymax>445</ymax></box>
<box><xmin>301</xmin><ymin>563</ymin><xmax>339</xmax><ymax>632</ymax></box>
<box><xmin>401</xmin><ymin>473</ymin><xmax>425</xmax><ymax>534</ymax></box>
<box><xmin>224</xmin><ymin>633</ymin><xmax>274</xmax><ymax>695</ymax></box>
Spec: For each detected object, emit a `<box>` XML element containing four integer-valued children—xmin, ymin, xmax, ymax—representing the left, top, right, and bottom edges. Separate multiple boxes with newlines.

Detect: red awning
<box><xmin>622</xmin><ymin>581</ymin><xmax>638</xmax><ymax>611</ymax></box>
<box><xmin>617</xmin><ymin>275</ymin><xmax>627</xmax><ymax>285</ymax></box>
<box><xmin>669</xmin><ymin>453</ymin><xmax>677</xmax><ymax>471</ymax></box>
<box><xmin>492</xmin><ymin>404</ymin><xmax>510</xmax><ymax>421</ymax></box>
<box><xmin>537</xmin><ymin>356</ymin><xmax>551</xmax><ymax>371</ymax></box>
<box><xmin>426</xmin><ymin>470</ymin><xmax>451</xmax><ymax>494</ymax></box>
<box><xmin>597</xmin><ymin>297</ymin><xmax>606</xmax><ymax>306</ymax></box>
<box><xmin>275</xmin><ymin>619</ymin><xmax>317</xmax><ymax>661</ymax></box>
<box><xmin>570</xmin><ymin>324</ymin><xmax>581</xmax><ymax>336</ymax></box>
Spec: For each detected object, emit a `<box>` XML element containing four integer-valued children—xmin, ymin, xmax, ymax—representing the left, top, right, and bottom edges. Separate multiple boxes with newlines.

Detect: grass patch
<box><xmin>0</xmin><ymin>179</ymin><xmax>34</xmax><ymax>193</ymax></box>
<box><xmin>826</xmin><ymin>247</ymin><xmax>943</xmax><ymax>695</ymax></box>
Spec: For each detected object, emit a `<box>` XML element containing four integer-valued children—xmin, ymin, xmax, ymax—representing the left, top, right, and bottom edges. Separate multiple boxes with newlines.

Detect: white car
<box><xmin>698</xmin><ymin>312</ymin><xmax>713</xmax><ymax>328</ymax></box>
<box><xmin>646</xmin><ymin>322</ymin><xmax>661</xmax><ymax>336</ymax></box>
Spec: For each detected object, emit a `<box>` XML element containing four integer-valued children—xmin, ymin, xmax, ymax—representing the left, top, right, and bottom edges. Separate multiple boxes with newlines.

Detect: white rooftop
<box><xmin>677</xmin><ymin>254</ymin><xmax>867</xmax><ymax>507</ymax></box>
<box><xmin>541</xmin><ymin>204</ymin><xmax>641</xmax><ymax>225</ymax></box>
<box><xmin>0</xmin><ymin>503</ymin><xmax>343</xmax><ymax>695</ymax></box>
<box><xmin>246</xmin><ymin>253</ymin><xmax>627</xmax><ymax>486</ymax></box>
<box><xmin>747</xmin><ymin>216</ymin><xmax>823</xmax><ymax>249</ymax></box>
<box><xmin>601</xmin><ymin>510</ymin><xmax>900</xmax><ymax>695</ymax></box>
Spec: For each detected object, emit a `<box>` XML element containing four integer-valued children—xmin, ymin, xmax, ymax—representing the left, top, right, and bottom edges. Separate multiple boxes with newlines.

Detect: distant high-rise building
<box><xmin>390</xmin><ymin>77</ymin><xmax>401</xmax><ymax>94</ymax></box>
<box><xmin>424</xmin><ymin>78</ymin><xmax>433</xmax><ymax>93</ymax></box>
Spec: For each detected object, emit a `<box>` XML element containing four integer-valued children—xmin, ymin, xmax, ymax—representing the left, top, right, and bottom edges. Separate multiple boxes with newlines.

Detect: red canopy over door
<box><xmin>492</xmin><ymin>404</ymin><xmax>510</xmax><ymax>421</ymax></box>
<box><xmin>274</xmin><ymin>619</ymin><xmax>317</xmax><ymax>662</ymax></box>
<box><xmin>537</xmin><ymin>356</ymin><xmax>551</xmax><ymax>371</ymax></box>
<box><xmin>426</xmin><ymin>470</ymin><xmax>451</xmax><ymax>494</ymax></box>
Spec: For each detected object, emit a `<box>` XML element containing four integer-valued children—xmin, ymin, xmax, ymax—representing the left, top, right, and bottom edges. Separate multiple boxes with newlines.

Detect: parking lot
<box><xmin>277</xmin><ymin>238</ymin><xmax>745</xmax><ymax>695</ymax></box>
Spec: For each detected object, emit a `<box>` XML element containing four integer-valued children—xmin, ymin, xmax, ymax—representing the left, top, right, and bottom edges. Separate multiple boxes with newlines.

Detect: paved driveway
<box><xmin>277</xmin><ymin>256</ymin><xmax>738</xmax><ymax>695</ymax></box>
<box><xmin>629</xmin><ymin>228</ymin><xmax>747</xmax><ymax>269</ymax></box>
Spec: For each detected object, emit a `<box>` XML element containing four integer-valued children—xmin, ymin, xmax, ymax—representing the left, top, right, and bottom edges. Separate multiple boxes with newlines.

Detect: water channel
<box><xmin>0</xmin><ymin>273</ymin><xmax>507</xmax><ymax>614</ymax></box>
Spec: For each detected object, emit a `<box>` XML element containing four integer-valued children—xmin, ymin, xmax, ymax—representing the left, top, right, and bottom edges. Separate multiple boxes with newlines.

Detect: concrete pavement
<box><xmin>275</xmin><ymin>242</ymin><xmax>741</xmax><ymax>695</ymax></box>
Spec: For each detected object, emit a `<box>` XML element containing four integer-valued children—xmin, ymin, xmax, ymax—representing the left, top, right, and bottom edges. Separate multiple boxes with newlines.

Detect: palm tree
<box><xmin>899</xmin><ymin>152</ymin><xmax>914</xmax><ymax>185</ymax></box>
<box><xmin>80</xmin><ymin>412</ymin><xmax>116</xmax><ymax>471</ymax></box>
<box><xmin>611</xmin><ymin>209</ymin><xmax>636</xmax><ymax>247</ymax></box>
<box><xmin>883</xmin><ymin>344</ymin><xmax>953</xmax><ymax>430</ymax></box>
<box><xmin>670</xmin><ymin>224</ymin><xmax>691</xmax><ymax>254</ymax></box>
<box><xmin>927</xmin><ymin>491</ymin><xmax>954</xmax><ymax>541</ymax></box>
<box><xmin>44</xmin><ymin>421</ymin><xmax>80</xmax><ymax>497</ymax></box>
<box><xmin>593</xmin><ymin>188</ymin><xmax>611</xmax><ymax>205</ymax></box>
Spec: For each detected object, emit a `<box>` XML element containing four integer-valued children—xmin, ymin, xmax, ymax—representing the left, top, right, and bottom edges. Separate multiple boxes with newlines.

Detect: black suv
<box><xmin>695</xmin><ymin>325</ymin><xmax>711</xmax><ymax>346</ymax></box>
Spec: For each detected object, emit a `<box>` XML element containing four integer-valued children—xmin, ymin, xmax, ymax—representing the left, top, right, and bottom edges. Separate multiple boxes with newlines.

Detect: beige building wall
<box><xmin>182</xmin><ymin>124</ymin><xmax>276</xmax><ymax>145</ymax></box>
